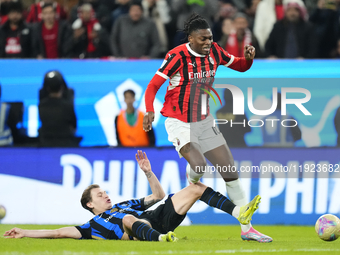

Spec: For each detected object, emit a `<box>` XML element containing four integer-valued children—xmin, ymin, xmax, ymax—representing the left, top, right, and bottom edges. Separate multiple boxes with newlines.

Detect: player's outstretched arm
<box><xmin>4</xmin><ymin>226</ymin><xmax>81</xmax><ymax>239</ymax></box>
<box><xmin>219</xmin><ymin>44</ymin><xmax>255</xmax><ymax>72</ymax></box>
<box><xmin>135</xmin><ymin>150</ymin><xmax>165</xmax><ymax>209</ymax></box>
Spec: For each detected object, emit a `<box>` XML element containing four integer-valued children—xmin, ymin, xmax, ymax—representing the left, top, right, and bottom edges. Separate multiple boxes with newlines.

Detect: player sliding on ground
<box><xmin>4</xmin><ymin>150</ymin><xmax>261</xmax><ymax>242</ymax></box>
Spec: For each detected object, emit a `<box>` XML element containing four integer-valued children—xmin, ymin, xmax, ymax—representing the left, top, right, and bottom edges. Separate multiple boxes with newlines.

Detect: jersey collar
<box><xmin>186</xmin><ymin>43</ymin><xmax>206</xmax><ymax>58</ymax></box>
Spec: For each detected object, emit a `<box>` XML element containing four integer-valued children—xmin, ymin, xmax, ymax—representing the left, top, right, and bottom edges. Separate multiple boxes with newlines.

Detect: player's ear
<box><xmin>188</xmin><ymin>34</ymin><xmax>193</xmax><ymax>43</ymax></box>
<box><xmin>87</xmin><ymin>202</ymin><xmax>94</xmax><ymax>210</ymax></box>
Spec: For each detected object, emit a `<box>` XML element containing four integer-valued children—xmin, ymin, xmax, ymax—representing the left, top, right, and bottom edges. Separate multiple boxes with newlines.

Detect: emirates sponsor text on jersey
<box><xmin>189</xmin><ymin>69</ymin><xmax>216</xmax><ymax>79</ymax></box>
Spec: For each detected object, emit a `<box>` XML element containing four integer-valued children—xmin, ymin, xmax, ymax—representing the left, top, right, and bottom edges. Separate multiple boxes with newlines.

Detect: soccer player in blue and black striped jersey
<box><xmin>4</xmin><ymin>151</ymin><xmax>266</xmax><ymax>242</ymax></box>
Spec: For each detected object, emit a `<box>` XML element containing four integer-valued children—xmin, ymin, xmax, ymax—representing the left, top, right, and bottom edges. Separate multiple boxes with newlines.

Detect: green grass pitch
<box><xmin>1</xmin><ymin>224</ymin><xmax>340</xmax><ymax>255</ymax></box>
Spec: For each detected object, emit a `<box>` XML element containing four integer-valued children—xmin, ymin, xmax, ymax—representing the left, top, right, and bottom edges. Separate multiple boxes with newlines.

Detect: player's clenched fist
<box><xmin>244</xmin><ymin>45</ymin><xmax>255</xmax><ymax>60</ymax></box>
<box><xmin>143</xmin><ymin>112</ymin><xmax>154</xmax><ymax>132</ymax></box>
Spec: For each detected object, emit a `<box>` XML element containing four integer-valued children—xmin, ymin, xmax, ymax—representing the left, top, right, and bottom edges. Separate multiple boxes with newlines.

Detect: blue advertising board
<box><xmin>0</xmin><ymin>147</ymin><xmax>339</xmax><ymax>225</ymax></box>
<box><xmin>0</xmin><ymin>60</ymin><xmax>340</xmax><ymax>147</ymax></box>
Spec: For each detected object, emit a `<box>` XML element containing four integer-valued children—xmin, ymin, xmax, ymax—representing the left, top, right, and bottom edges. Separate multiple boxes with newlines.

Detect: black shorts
<box><xmin>138</xmin><ymin>195</ymin><xmax>186</xmax><ymax>234</ymax></box>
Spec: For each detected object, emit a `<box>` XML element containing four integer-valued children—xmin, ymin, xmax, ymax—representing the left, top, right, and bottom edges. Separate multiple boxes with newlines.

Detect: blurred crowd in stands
<box><xmin>0</xmin><ymin>0</ymin><xmax>339</xmax><ymax>59</ymax></box>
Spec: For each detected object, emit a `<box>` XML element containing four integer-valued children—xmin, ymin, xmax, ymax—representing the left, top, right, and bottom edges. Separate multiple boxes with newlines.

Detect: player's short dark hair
<box><xmin>81</xmin><ymin>184</ymin><xmax>100</xmax><ymax>214</ymax></box>
<box><xmin>124</xmin><ymin>89</ymin><xmax>135</xmax><ymax>98</ymax></box>
<box><xmin>41</xmin><ymin>3</ymin><xmax>55</xmax><ymax>11</ymax></box>
<box><xmin>183</xmin><ymin>13</ymin><xmax>210</xmax><ymax>37</ymax></box>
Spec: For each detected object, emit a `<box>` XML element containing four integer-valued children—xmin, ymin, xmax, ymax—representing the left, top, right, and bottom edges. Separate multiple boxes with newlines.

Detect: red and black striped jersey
<box><xmin>154</xmin><ymin>42</ymin><xmax>253</xmax><ymax>123</ymax></box>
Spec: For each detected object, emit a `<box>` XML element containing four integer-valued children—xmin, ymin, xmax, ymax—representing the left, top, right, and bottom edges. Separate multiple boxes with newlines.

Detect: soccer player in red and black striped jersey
<box><xmin>143</xmin><ymin>13</ymin><xmax>272</xmax><ymax>242</ymax></box>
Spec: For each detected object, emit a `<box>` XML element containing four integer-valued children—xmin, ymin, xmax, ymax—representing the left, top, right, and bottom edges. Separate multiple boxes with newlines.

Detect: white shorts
<box><xmin>164</xmin><ymin>114</ymin><xmax>226</xmax><ymax>158</ymax></box>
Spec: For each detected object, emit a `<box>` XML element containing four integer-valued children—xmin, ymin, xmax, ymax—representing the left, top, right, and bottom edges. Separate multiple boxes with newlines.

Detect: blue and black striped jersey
<box><xmin>76</xmin><ymin>198</ymin><xmax>145</xmax><ymax>240</ymax></box>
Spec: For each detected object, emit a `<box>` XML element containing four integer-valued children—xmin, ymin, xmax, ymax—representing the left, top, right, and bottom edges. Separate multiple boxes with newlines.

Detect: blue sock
<box><xmin>131</xmin><ymin>221</ymin><xmax>161</xmax><ymax>241</ymax></box>
<box><xmin>200</xmin><ymin>187</ymin><xmax>236</xmax><ymax>215</ymax></box>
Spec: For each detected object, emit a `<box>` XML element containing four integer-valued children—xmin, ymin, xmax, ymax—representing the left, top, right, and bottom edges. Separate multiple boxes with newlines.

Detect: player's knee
<box><xmin>122</xmin><ymin>215</ymin><xmax>137</xmax><ymax>229</ymax></box>
<box><xmin>189</xmin><ymin>183</ymin><xmax>205</xmax><ymax>198</ymax></box>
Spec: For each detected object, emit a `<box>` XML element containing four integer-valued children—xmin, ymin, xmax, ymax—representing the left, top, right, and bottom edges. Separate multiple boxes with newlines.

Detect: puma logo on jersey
<box><xmin>160</xmin><ymin>53</ymin><xmax>176</xmax><ymax>69</ymax></box>
<box><xmin>188</xmin><ymin>62</ymin><xmax>196</xmax><ymax>67</ymax></box>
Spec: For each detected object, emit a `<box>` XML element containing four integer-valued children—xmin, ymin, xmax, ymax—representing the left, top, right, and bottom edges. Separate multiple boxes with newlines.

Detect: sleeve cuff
<box><xmin>224</xmin><ymin>55</ymin><xmax>235</xmax><ymax>67</ymax></box>
<box><xmin>156</xmin><ymin>71</ymin><xmax>169</xmax><ymax>80</ymax></box>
